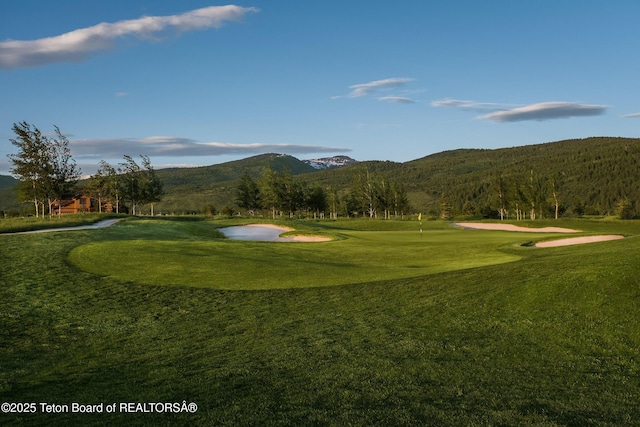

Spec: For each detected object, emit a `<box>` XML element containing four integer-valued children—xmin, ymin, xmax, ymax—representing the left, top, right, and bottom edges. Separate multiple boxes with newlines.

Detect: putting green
<box><xmin>68</xmin><ymin>227</ymin><xmax>529</xmax><ymax>290</ymax></box>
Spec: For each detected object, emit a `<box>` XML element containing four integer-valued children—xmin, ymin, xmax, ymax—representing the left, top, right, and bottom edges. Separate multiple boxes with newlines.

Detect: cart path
<box><xmin>1</xmin><ymin>218</ymin><xmax>121</xmax><ymax>235</ymax></box>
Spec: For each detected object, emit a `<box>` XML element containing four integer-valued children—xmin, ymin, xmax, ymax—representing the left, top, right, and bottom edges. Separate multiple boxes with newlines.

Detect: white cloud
<box><xmin>69</xmin><ymin>136</ymin><xmax>350</xmax><ymax>158</ymax></box>
<box><xmin>479</xmin><ymin>102</ymin><xmax>608</xmax><ymax>123</ymax></box>
<box><xmin>345</xmin><ymin>77</ymin><xmax>415</xmax><ymax>98</ymax></box>
<box><xmin>0</xmin><ymin>5</ymin><xmax>258</xmax><ymax>70</ymax></box>
<box><xmin>622</xmin><ymin>112</ymin><xmax>640</xmax><ymax>118</ymax></box>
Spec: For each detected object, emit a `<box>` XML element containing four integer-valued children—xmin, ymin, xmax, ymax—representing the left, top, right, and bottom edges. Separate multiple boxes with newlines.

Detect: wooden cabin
<box><xmin>52</xmin><ymin>196</ymin><xmax>114</xmax><ymax>215</ymax></box>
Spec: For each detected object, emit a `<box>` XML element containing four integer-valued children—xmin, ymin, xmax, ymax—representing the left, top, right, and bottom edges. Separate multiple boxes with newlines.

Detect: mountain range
<box><xmin>2</xmin><ymin>136</ymin><xmax>640</xmax><ymax>217</ymax></box>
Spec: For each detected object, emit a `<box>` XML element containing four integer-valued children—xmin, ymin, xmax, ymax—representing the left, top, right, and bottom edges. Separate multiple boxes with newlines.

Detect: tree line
<box><xmin>7</xmin><ymin>122</ymin><xmax>163</xmax><ymax>217</ymax></box>
<box><xmin>8</xmin><ymin>124</ymin><xmax>639</xmax><ymax>220</ymax></box>
<box><xmin>235</xmin><ymin>166</ymin><xmax>410</xmax><ymax>219</ymax></box>
<box><xmin>84</xmin><ymin>155</ymin><xmax>163</xmax><ymax>215</ymax></box>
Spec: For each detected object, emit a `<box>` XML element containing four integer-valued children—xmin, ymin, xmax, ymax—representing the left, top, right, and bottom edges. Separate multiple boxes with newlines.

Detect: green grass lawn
<box><xmin>1</xmin><ymin>216</ymin><xmax>640</xmax><ymax>425</ymax></box>
<box><xmin>68</xmin><ymin>219</ymin><xmax>528</xmax><ymax>289</ymax></box>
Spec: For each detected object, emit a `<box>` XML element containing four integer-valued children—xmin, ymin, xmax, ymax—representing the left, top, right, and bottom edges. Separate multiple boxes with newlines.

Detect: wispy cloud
<box><xmin>431</xmin><ymin>98</ymin><xmax>508</xmax><ymax>112</ymax></box>
<box><xmin>622</xmin><ymin>112</ymin><xmax>640</xmax><ymax>118</ymax></box>
<box><xmin>115</xmin><ymin>92</ymin><xmax>129</xmax><ymax>97</ymax></box>
<box><xmin>0</xmin><ymin>5</ymin><xmax>258</xmax><ymax>70</ymax></box>
<box><xmin>70</xmin><ymin>136</ymin><xmax>350</xmax><ymax>158</ymax></box>
<box><xmin>479</xmin><ymin>102</ymin><xmax>608</xmax><ymax>123</ymax></box>
<box><xmin>378</xmin><ymin>96</ymin><xmax>416</xmax><ymax>104</ymax></box>
<box><xmin>333</xmin><ymin>77</ymin><xmax>418</xmax><ymax>103</ymax></box>
<box><xmin>433</xmin><ymin>98</ymin><xmax>608</xmax><ymax>122</ymax></box>
<box><xmin>348</xmin><ymin>77</ymin><xmax>415</xmax><ymax>98</ymax></box>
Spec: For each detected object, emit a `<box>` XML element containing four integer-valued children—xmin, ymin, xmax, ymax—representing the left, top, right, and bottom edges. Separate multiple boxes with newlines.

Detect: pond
<box><xmin>218</xmin><ymin>224</ymin><xmax>291</xmax><ymax>242</ymax></box>
<box><xmin>219</xmin><ymin>224</ymin><xmax>331</xmax><ymax>242</ymax></box>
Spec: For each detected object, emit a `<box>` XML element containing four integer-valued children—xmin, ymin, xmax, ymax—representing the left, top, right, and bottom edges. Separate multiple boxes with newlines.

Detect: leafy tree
<box><xmin>462</xmin><ymin>200</ymin><xmax>477</xmax><ymax>216</ymax></box>
<box><xmin>306</xmin><ymin>185</ymin><xmax>327</xmax><ymax>218</ymax></box>
<box><xmin>353</xmin><ymin>168</ymin><xmax>377</xmax><ymax>218</ymax></box>
<box><xmin>7</xmin><ymin>122</ymin><xmax>80</xmax><ymax>217</ymax></box>
<box><xmin>615</xmin><ymin>198</ymin><xmax>634</xmax><ymax>219</ymax></box>
<box><xmin>439</xmin><ymin>194</ymin><xmax>453</xmax><ymax>220</ymax></box>
<box><xmin>119</xmin><ymin>155</ymin><xmax>143</xmax><ymax>215</ymax></box>
<box><xmin>278</xmin><ymin>169</ymin><xmax>299</xmax><ymax>217</ymax></box>
<box><xmin>573</xmin><ymin>199</ymin><xmax>585</xmax><ymax>217</ymax></box>
<box><xmin>525</xmin><ymin>170</ymin><xmax>548</xmax><ymax>220</ymax></box>
<box><xmin>85</xmin><ymin>163</ymin><xmax>108</xmax><ymax>213</ymax></box>
<box><xmin>492</xmin><ymin>173</ymin><xmax>508</xmax><ymax>220</ymax></box>
<box><xmin>118</xmin><ymin>155</ymin><xmax>163</xmax><ymax>215</ymax></box>
<box><xmin>235</xmin><ymin>172</ymin><xmax>260</xmax><ymax>215</ymax></box>
<box><xmin>221</xmin><ymin>206</ymin><xmax>235</xmax><ymax>217</ymax></box>
<box><xmin>548</xmin><ymin>173</ymin><xmax>563</xmax><ymax>220</ymax></box>
<box><xmin>8</xmin><ymin>122</ymin><xmax>50</xmax><ymax>216</ymax></box>
<box><xmin>46</xmin><ymin>126</ymin><xmax>81</xmax><ymax>216</ymax></box>
<box><xmin>98</xmin><ymin>161</ymin><xmax>120</xmax><ymax>213</ymax></box>
<box><xmin>342</xmin><ymin>191</ymin><xmax>360</xmax><ymax>218</ymax></box>
<box><xmin>376</xmin><ymin>178</ymin><xmax>393</xmax><ymax>219</ymax></box>
<box><xmin>259</xmin><ymin>166</ymin><xmax>281</xmax><ymax>219</ymax></box>
<box><xmin>392</xmin><ymin>182</ymin><xmax>410</xmax><ymax>219</ymax></box>
<box><xmin>141</xmin><ymin>155</ymin><xmax>164</xmax><ymax>216</ymax></box>
<box><xmin>326</xmin><ymin>186</ymin><xmax>341</xmax><ymax>219</ymax></box>
<box><xmin>203</xmin><ymin>204</ymin><xmax>217</xmax><ymax>216</ymax></box>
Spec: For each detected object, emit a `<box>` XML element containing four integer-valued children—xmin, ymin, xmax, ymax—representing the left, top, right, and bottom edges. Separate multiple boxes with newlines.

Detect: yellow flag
<box><xmin>418</xmin><ymin>213</ymin><xmax>422</xmax><ymax>221</ymax></box>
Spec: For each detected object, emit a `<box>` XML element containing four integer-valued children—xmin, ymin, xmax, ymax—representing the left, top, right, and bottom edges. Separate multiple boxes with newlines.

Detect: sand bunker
<box><xmin>454</xmin><ymin>222</ymin><xmax>579</xmax><ymax>233</ymax></box>
<box><xmin>453</xmin><ymin>222</ymin><xmax>624</xmax><ymax>247</ymax></box>
<box><xmin>534</xmin><ymin>235</ymin><xmax>624</xmax><ymax>248</ymax></box>
<box><xmin>219</xmin><ymin>224</ymin><xmax>331</xmax><ymax>242</ymax></box>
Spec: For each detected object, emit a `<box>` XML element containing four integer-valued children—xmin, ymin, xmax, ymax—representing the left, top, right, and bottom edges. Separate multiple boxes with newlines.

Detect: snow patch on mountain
<box><xmin>303</xmin><ymin>155</ymin><xmax>358</xmax><ymax>169</ymax></box>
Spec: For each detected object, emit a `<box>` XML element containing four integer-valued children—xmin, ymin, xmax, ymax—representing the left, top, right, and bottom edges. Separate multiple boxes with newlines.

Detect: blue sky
<box><xmin>2</xmin><ymin>1</ymin><xmax>640</xmax><ymax>175</ymax></box>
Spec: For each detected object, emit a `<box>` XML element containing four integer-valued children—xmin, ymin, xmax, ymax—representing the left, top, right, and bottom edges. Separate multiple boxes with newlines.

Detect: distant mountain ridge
<box><xmin>3</xmin><ymin>137</ymin><xmax>640</xmax><ymax>217</ymax></box>
<box><xmin>0</xmin><ymin>175</ymin><xmax>17</xmax><ymax>189</ymax></box>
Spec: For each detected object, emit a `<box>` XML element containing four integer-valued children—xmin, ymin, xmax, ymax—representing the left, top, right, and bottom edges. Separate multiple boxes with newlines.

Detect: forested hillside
<box><xmin>301</xmin><ymin>137</ymin><xmax>640</xmax><ymax>219</ymax></box>
<box><xmin>400</xmin><ymin>137</ymin><xmax>640</xmax><ymax>218</ymax></box>
<box><xmin>2</xmin><ymin>137</ymin><xmax>640</xmax><ymax>218</ymax></box>
<box><xmin>0</xmin><ymin>176</ymin><xmax>19</xmax><ymax>214</ymax></box>
<box><xmin>0</xmin><ymin>175</ymin><xmax>16</xmax><ymax>189</ymax></box>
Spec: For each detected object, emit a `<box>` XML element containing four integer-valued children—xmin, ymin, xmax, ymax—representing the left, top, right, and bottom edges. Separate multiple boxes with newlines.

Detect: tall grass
<box><xmin>1</xmin><ymin>217</ymin><xmax>639</xmax><ymax>425</ymax></box>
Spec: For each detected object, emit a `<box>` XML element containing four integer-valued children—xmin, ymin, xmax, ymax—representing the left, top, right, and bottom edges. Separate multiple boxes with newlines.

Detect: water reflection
<box><xmin>219</xmin><ymin>225</ymin><xmax>287</xmax><ymax>241</ymax></box>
